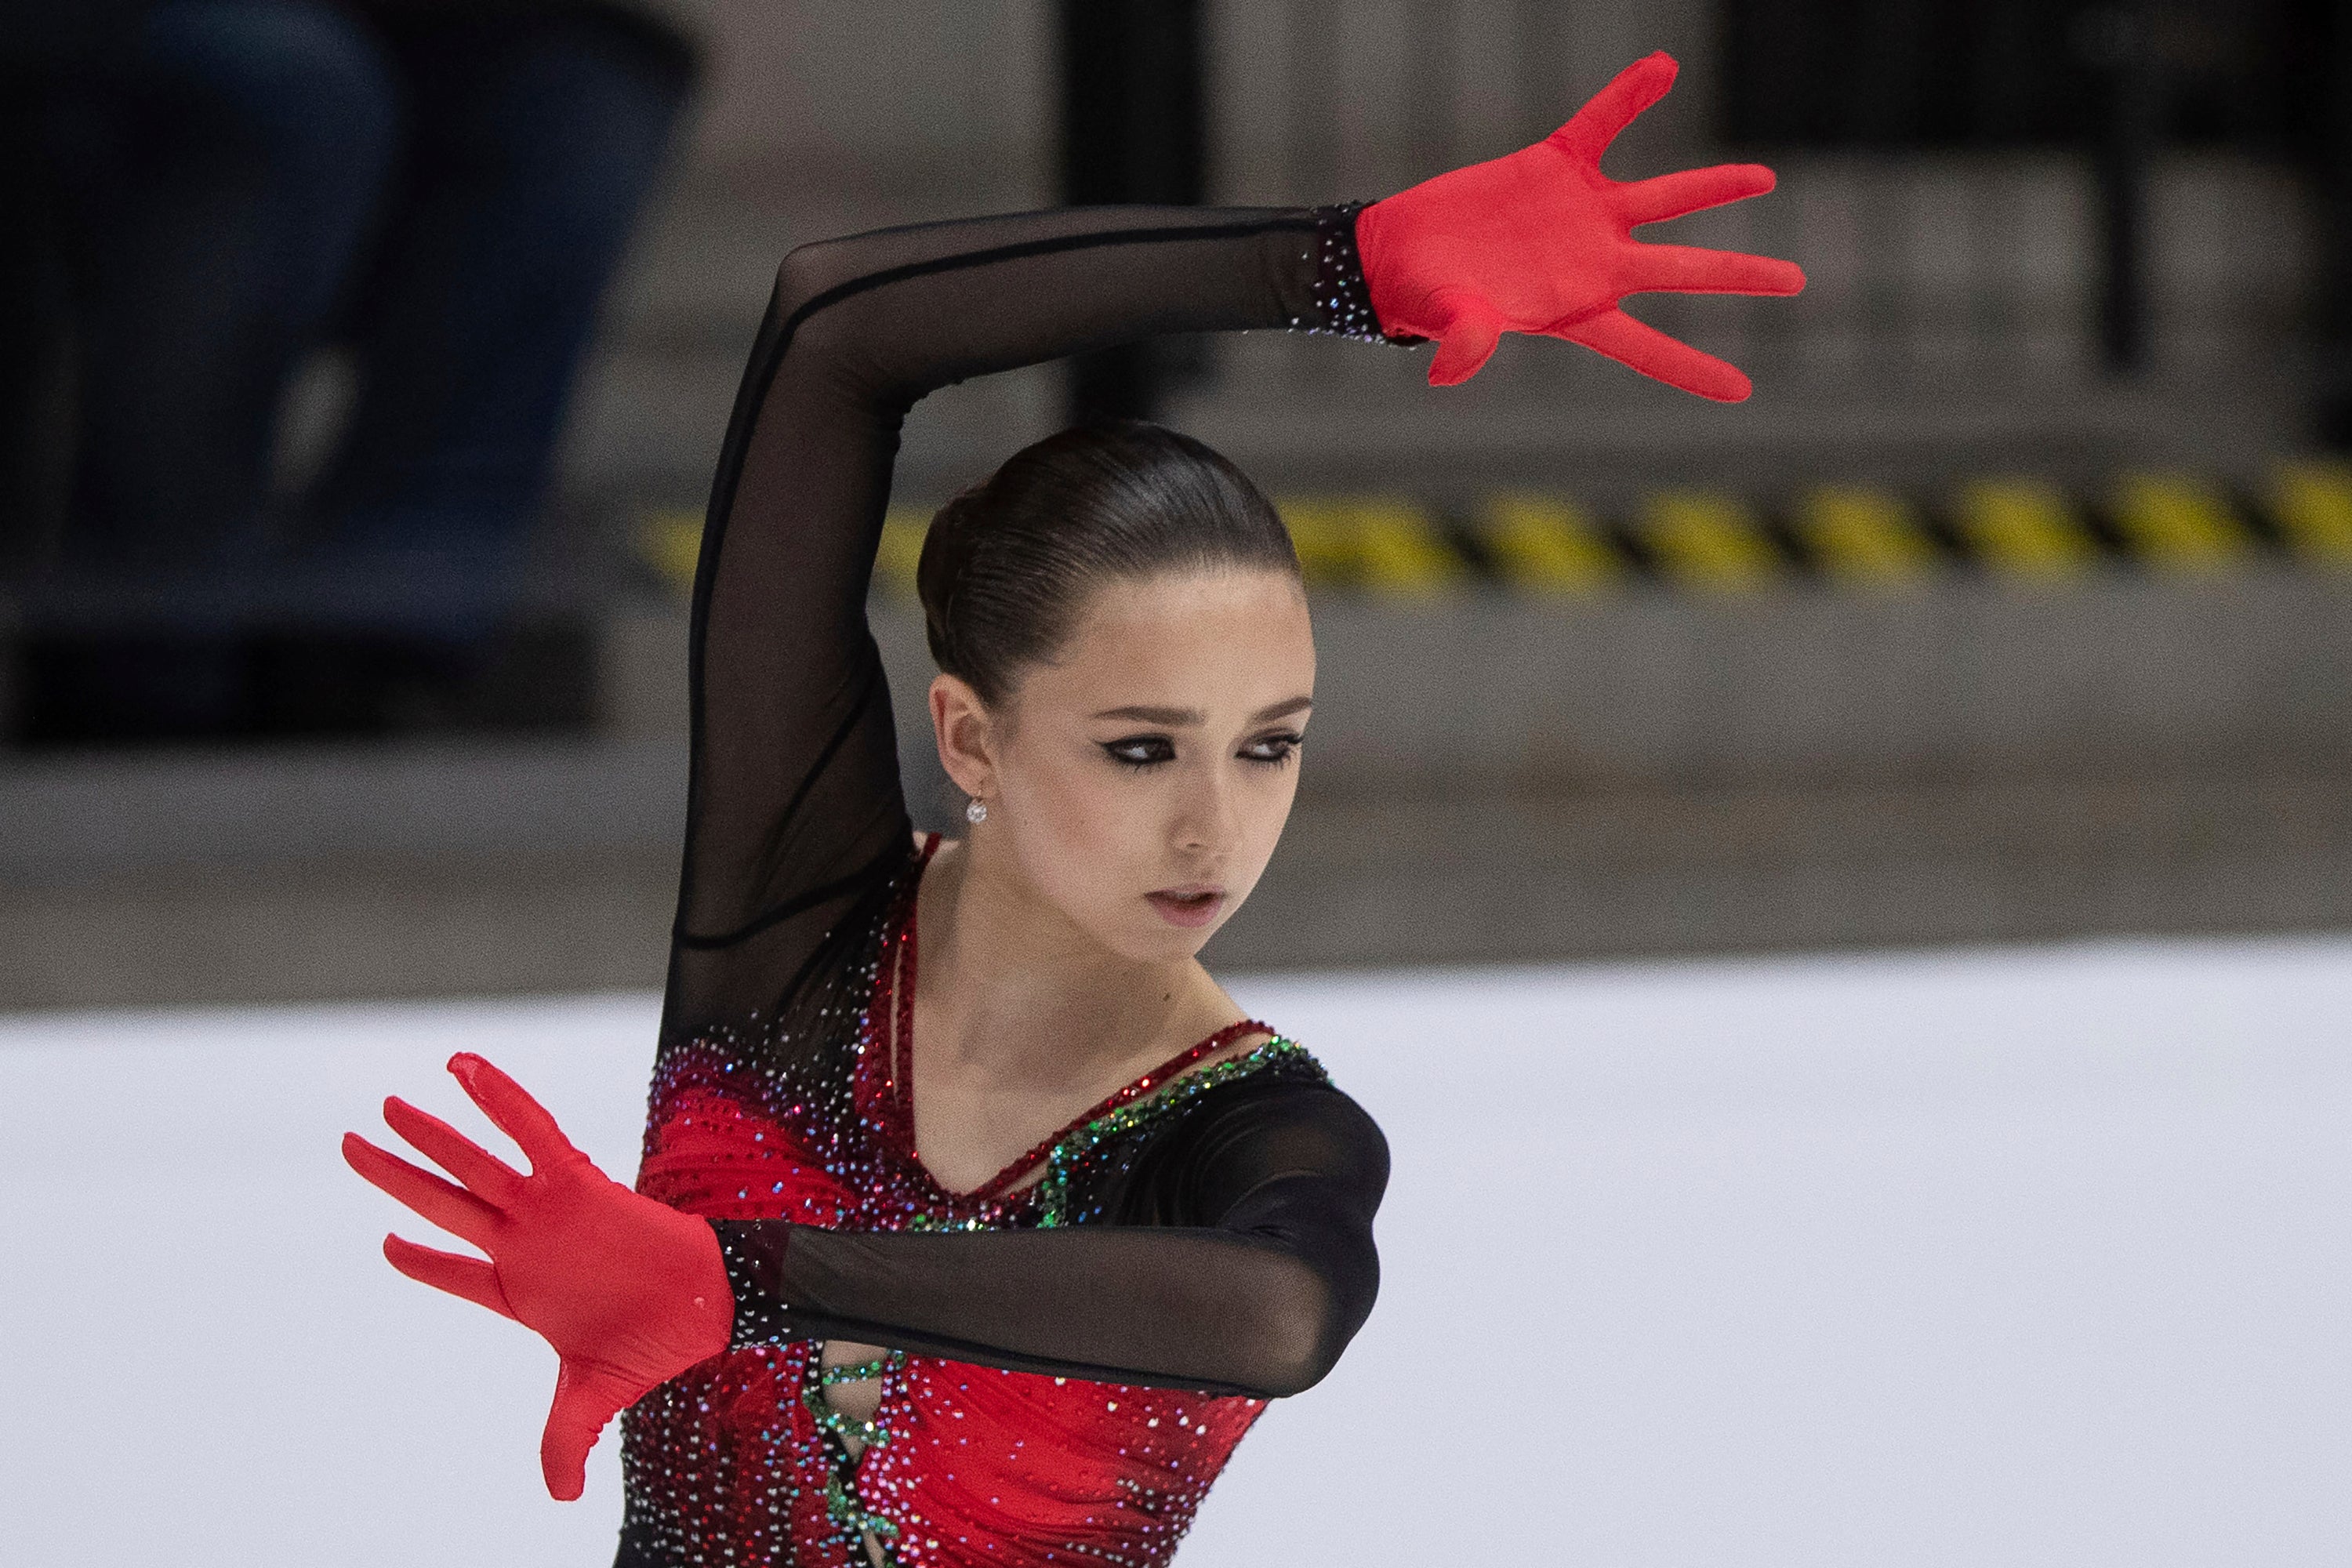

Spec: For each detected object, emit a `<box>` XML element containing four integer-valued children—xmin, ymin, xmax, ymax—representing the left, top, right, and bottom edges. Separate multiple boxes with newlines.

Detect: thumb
<box><xmin>539</xmin><ymin>1360</ymin><xmax>635</xmax><ymax>1502</ymax></box>
<box><xmin>1425</xmin><ymin>292</ymin><xmax>1503</xmax><ymax>387</ymax></box>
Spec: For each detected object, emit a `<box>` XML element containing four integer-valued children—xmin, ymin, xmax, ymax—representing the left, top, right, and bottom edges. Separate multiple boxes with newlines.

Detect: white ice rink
<box><xmin>5</xmin><ymin>937</ymin><xmax>2351</xmax><ymax>1567</ymax></box>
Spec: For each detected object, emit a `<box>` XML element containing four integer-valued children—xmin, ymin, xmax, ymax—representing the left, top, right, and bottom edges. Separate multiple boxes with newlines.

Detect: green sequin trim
<box><xmin>801</xmin><ymin>1384</ymin><xmax>891</xmax><ymax>1451</ymax></box>
<box><xmin>800</xmin><ymin>1348</ymin><xmax>905</xmax><ymax>1452</ymax></box>
<box><xmin>824</xmin><ymin>1474</ymin><xmax>902</xmax><ymax>1541</ymax></box>
<box><xmin>802</xmin><ymin>1348</ymin><xmax>906</xmax><ymax>1559</ymax></box>
<box><xmin>820</xmin><ymin>1353</ymin><xmax>902</xmax><ymax>1386</ymax></box>
<box><xmin>1035</xmin><ymin>1037</ymin><xmax>1325</xmax><ymax>1229</ymax></box>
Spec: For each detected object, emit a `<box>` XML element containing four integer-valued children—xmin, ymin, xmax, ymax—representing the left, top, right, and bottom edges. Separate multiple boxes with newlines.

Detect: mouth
<box><xmin>1145</xmin><ymin>884</ymin><xmax>1227</xmax><ymax>929</ymax></box>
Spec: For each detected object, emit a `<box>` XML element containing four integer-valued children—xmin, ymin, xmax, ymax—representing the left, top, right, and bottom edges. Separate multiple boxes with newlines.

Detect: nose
<box><xmin>1169</xmin><ymin>757</ymin><xmax>1235</xmax><ymax>858</ymax></box>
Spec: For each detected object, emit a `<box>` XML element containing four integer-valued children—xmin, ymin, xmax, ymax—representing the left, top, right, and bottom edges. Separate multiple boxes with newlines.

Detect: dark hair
<box><xmin>916</xmin><ymin>421</ymin><xmax>1299</xmax><ymax>703</ymax></box>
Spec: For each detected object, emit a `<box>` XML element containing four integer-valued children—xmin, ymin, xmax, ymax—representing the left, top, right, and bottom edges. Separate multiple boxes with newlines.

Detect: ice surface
<box><xmin>5</xmin><ymin>937</ymin><xmax>2350</xmax><ymax>1566</ymax></box>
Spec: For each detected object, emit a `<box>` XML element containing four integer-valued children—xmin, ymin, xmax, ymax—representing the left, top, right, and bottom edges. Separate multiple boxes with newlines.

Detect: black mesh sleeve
<box><xmin>661</xmin><ymin>205</ymin><xmax>1398</xmax><ymax>1044</ymax></box>
<box><xmin>712</xmin><ymin>1078</ymin><xmax>1389</xmax><ymax>1399</ymax></box>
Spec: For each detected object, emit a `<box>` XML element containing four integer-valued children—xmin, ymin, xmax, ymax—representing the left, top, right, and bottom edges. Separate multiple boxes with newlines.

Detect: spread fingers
<box><xmin>343</xmin><ymin>1131</ymin><xmax>503</xmax><ymax>1250</ymax></box>
<box><xmin>1616</xmin><ymin>163</ymin><xmax>1776</xmax><ymax>226</ymax></box>
<box><xmin>383</xmin><ymin>1095</ymin><xmax>524</xmax><ymax>1205</ymax></box>
<box><xmin>1622</xmin><ymin>243</ymin><xmax>1806</xmax><ymax>297</ymax></box>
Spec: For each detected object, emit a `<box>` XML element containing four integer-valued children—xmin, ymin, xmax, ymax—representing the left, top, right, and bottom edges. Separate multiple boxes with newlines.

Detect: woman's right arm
<box><xmin>664</xmin><ymin>205</ymin><xmax>1399</xmax><ymax>1043</ymax></box>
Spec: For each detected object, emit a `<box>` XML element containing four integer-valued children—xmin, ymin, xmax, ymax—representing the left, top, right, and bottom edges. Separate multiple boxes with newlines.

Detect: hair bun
<box><xmin>912</xmin><ymin>421</ymin><xmax>1297</xmax><ymax>703</ymax></box>
<box><xmin>916</xmin><ymin>485</ymin><xmax>986</xmax><ymax>677</ymax></box>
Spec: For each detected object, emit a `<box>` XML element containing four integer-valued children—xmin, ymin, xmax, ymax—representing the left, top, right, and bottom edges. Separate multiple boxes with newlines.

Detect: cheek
<box><xmin>1000</xmin><ymin>755</ymin><xmax>1157</xmax><ymax>895</ymax></box>
<box><xmin>1227</xmin><ymin>768</ymin><xmax>1300</xmax><ymax>885</ymax></box>
<box><xmin>996</xmin><ymin>753</ymin><xmax>1301</xmax><ymax>946</ymax></box>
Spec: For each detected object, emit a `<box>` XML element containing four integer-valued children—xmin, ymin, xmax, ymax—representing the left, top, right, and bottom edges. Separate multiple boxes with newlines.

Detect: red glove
<box><xmin>1356</xmin><ymin>51</ymin><xmax>1804</xmax><ymax>400</ymax></box>
<box><xmin>342</xmin><ymin>1053</ymin><xmax>733</xmax><ymax>1501</ymax></box>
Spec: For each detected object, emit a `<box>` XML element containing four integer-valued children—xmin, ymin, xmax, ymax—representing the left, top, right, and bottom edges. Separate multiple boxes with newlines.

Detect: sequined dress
<box><xmin>617</xmin><ymin>206</ymin><xmax>1402</xmax><ymax>1568</ymax></box>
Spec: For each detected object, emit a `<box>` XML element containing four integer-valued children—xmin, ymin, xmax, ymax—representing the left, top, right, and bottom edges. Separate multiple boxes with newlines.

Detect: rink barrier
<box><xmin>1951</xmin><ymin>478</ymin><xmax>2100</xmax><ymax>582</ymax></box>
<box><xmin>1791</xmin><ymin>486</ymin><xmax>1940</xmax><ymax>586</ymax></box>
<box><xmin>637</xmin><ymin>461</ymin><xmax>2352</xmax><ymax>600</ymax></box>
<box><xmin>1476</xmin><ymin>494</ymin><xmax>1620</xmax><ymax>591</ymax></box>
<box><xmin>2270</xmin><ymin>463</ymin><xmax>2352</xmax><ymax>564</ymax></box>
<box><xmin>1635</xmin><ymin>490</ymin><xmax>1782</xmax><ymax>592</ymax></box>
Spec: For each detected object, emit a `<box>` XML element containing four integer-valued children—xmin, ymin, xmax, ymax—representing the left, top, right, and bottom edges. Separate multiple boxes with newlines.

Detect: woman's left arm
<box><xmin>343</xmin><ymin>1058</ymin><xmax>1384</xmax><ymax>1497</ymax></box>
<box><xmin>713</xmin><ymin>1080</ymin><xmax>1390</xmax><ymax>1398</ymax></box>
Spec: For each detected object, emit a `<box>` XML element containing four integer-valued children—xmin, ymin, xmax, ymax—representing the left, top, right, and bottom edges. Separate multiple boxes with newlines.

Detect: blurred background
<box><xmin>5</xmin><ymin>0</ymin><xmax>2351</xmax><ymax>1009</ymax></box>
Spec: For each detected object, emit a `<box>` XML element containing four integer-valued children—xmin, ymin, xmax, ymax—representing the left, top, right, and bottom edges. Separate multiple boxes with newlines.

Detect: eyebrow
<box><xmin>1093</xmin><ymin>695</ymin><xmax>1314</xmax><ymax>727</ymax></box>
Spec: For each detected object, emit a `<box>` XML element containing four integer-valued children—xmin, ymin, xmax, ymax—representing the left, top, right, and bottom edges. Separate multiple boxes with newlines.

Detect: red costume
<box><xmin>627</xmin><ymin>838</ymin><xmax>1323</xmax><ymax>1566</ymax></box>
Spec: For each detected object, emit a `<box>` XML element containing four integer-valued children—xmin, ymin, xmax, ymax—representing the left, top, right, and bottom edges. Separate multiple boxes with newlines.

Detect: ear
<box><xmin>929</xmin><ymin>673</ymin><xmax>998</xmax><ymax>801</ymax></box>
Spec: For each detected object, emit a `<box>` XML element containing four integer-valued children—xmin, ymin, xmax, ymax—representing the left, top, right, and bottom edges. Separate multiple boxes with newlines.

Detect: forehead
<box><xmin>1024</xmin><ymin>568</ymin><xmax>1314</xmax><ymax>711</ymax></box>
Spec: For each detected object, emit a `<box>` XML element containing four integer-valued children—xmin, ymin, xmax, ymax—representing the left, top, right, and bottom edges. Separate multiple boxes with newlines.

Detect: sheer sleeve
<box><xmin>711</xmin><ymin>1078</ymin><xmax>1389</xmax><ymax>1399</ymax></box>
<box><xmin>662</xmin><ymin>205</ymin><xmax>1396</xmax><ymax>1044</ymax></box>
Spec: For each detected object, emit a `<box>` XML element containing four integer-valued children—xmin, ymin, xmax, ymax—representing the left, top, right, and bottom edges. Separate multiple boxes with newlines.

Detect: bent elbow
<box><xmin>771</xmin><ymin>243</ymin><xmax>832</xmax><ymax>319</ymax></box>
<box><xmin>1240</xmin><ymin>1285</ymin><xmax>1361</xmax><ymax>1399</ymax></box>
<box><xmin>1250</xmin><ymin>1343</ymin><xmax>1342</xmax><ymax>1399</ymax></box>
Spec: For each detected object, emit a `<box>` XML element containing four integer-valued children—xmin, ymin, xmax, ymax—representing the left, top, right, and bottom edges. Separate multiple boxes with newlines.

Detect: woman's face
<box><xmin>933</xmin><ymin>566</ymin><xmax>1315</xmax><ymax>962</ymax></box>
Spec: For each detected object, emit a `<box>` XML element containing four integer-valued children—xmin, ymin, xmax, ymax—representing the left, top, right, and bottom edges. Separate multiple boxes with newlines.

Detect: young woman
<box><xmin>344</xmin><ymin>52</ymin><xmax>1802</xmax><ymax>1568</ymax></box>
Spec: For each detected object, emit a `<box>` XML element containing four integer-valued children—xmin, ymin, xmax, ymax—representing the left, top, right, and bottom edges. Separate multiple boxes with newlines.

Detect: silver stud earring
<box><xmin>965</xmin><ymin>797</ymin><xmax>987</xmax><ymax>824</ymax></box>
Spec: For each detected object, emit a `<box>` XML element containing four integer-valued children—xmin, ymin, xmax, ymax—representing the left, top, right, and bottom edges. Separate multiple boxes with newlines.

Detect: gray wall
<box><xmin>561</xmin><ymin>1</ymin><xmax>2317</xmax><ymax>505</ymax></box>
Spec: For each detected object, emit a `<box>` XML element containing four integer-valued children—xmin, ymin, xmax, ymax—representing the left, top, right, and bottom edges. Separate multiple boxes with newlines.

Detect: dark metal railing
<box><xmin>1205</xmin><ymin>0</ymin><xmax>2309</xmax><ymax>403</ymax></box>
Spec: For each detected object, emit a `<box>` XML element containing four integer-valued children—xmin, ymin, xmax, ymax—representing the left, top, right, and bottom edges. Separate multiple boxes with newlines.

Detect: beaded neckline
<box><xmin>868</xmin><ymin>833</ymin><xmax>1281</xmax><ymax>1205</ymax></box>
<box><xmin>1034</xmin><ymin>1035</ymin><xmax>1316</xmax><ymax>1227</ymax></box>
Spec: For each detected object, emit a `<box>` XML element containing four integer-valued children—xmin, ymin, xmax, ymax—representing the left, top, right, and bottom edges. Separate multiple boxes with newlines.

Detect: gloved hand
<box><xmin>1356</xmin><ymin>51</ymin><xmax>1803</xmax><ymax>400</ymax></box>
<box><xmin>342</xmin><ymin>1052</ymin><xmax>734</xmax><ymax>1501</ymax></box>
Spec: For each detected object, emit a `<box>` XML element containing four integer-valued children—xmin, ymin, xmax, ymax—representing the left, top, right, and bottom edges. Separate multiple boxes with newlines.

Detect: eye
<box><xmin>1102</xmin><ymin>734</ymin><xmax>1176</xmax><ymax>769</ymax></box>
<box><xmin>1240</xmin><ymin>731</ymin><xmax>1302</xmax><ymax>766</ymax></box>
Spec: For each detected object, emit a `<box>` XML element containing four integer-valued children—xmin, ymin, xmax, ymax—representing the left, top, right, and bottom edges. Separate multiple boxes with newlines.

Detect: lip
<box><xmin>1145</xmin><ymin>884</ymin><xmax>1227</xmax><ymax>928</ymax></box>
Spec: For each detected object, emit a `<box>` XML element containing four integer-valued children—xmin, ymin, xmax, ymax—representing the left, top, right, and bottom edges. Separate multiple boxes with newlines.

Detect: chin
<box><xmin>1094</xmin><ymin>903</ymin><xmax>1224</xmax><ymax>963</ymax></box>
<box><xmin>1109</xmin><ymin>923</ymin><xmax>1216</xmax><ymax>964</ymax></box>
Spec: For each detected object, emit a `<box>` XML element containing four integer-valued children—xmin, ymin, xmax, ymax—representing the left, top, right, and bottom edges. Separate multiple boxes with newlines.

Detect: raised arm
<box><xmin>666</xmin><ymin>53</ymin><xmax>1801</xmax><ymax>1044</ymax></box>
<box><xmin>664</xmin><ymin>206</ymin><xmax>1389</xmax><ymax>1041</ymax></box>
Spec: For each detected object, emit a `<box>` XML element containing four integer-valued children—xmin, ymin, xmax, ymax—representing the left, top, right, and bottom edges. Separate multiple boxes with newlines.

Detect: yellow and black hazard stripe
<box><xmin>1241</xmin><ymin>463</ymin><xmax>2352</xmax><ymax>597</ymax></box>
<box><xmin>640</xmin><ymin>462</ymin><xmax>2352</xmax><ymax>599</ymax></box>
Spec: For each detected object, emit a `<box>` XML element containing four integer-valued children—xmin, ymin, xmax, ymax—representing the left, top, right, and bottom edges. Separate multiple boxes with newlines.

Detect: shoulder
<box><xmin>1174</xmin><ymin>1068</ymin><xmax>1389</xmax><ymax>1181</ymax></box>
<box><xmin>1133</xmin><ymin>1068</ymin><xmax>1389</xmax><ymax>1232</ymax></box>
<box><xmin>1037</xmin><ymin>1044</ymin><xmax>1388</xmax><ymax>1227</ymax></box>
<box><xmin>1115</xmin><ymin>1041</ymin><xmax>1388</xmax><ymax>1200</ymax></box>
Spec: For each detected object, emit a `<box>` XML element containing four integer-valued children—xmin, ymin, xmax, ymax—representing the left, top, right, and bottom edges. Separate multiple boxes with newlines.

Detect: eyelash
<box><xmin>1101</xmin><ymin>733</ymin><xmax>1302</xmax><ymax>771</ymax></box>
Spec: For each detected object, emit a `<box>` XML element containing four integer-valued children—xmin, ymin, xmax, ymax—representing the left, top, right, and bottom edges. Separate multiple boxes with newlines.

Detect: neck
<box><xmin>916</xmin><ymin>833</ymin><xmax>1203</xmax><ymax>1086</ymax></box>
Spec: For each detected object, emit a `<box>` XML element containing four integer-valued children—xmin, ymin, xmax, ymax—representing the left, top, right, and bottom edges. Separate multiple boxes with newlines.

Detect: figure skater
<box><xmin>344</xmin><ymin>53</ymin><xmax>1803</xmax><ymax>1568</ymax></box>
